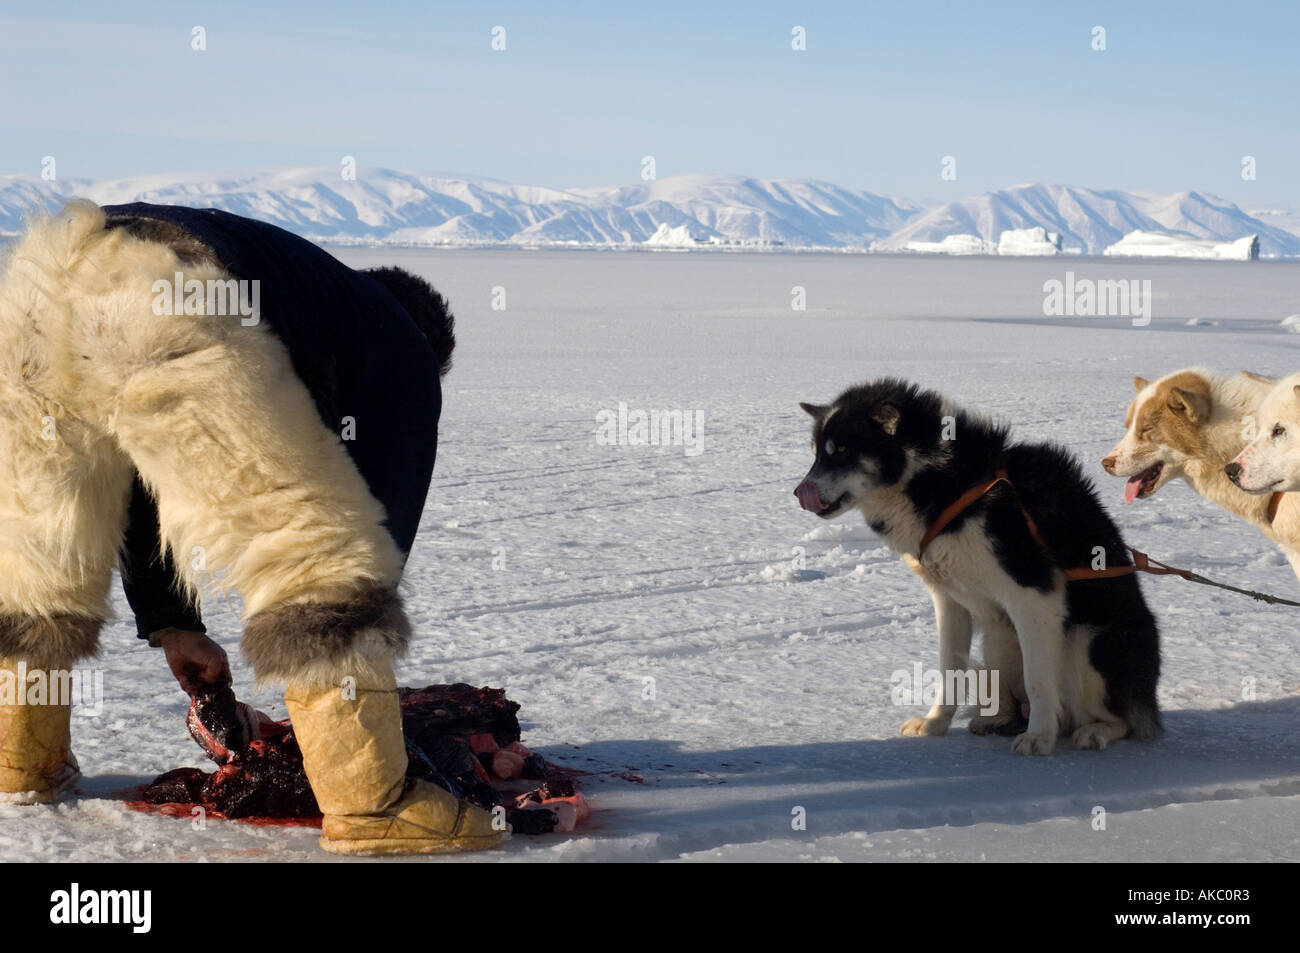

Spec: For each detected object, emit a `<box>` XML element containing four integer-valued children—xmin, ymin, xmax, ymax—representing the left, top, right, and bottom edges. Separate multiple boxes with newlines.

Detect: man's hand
<box><xmin>158</xmin><ymin>629</ymin><xmax>231</xmax><ymax>691</ymax></box>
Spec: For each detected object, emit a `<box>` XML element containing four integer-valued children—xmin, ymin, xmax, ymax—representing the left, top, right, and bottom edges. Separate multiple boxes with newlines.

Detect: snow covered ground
<box><xmin>3</xmin><ymin>250</ymin><xmax>1300</xmax><ymax>862</ymax></box>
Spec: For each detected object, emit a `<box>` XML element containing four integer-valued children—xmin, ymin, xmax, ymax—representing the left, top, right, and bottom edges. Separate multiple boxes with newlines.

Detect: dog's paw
<box><xmin>1072</xmin><ymin>722</ymin><xmax>1119</xmax><ymax>750</ymax></box>
<box><xmin>969</xmin><ymin>713</ymin><xmax>1025</xmax><ymax>736</ymax></box>
<box><xmin>900</xmin><ymin>716</ymin><xmax>949</xmax><ymax>737</ymax></box>
<box><xmin>1011</xmin><ymin>730</ymin><xmax>1055</xmax><ymax>756</ymax></box>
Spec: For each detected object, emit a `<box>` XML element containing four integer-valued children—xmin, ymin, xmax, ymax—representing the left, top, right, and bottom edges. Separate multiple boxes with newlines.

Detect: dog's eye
<box><xmin>824</xmin><ymin>439</ymin><xmax>837</xmax><ymax>456</ymax></box>
<box><xmin>1273</xmin><ymin>424</ymin><xmax>1287</xmax><ymax>439</ymax></box>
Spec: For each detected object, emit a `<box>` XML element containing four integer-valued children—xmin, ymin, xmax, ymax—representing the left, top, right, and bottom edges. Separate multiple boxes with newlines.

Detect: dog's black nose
<box><xmin>1224</xmin><ymin>462</ymin><xmax>1242</xmax><ymax>483</ymax></box>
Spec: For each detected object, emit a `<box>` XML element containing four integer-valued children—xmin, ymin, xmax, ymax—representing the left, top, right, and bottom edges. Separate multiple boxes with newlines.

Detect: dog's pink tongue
<box><xmin>794</xmin><ymin>480</ymin><xmax>825</xmax><ymax>512</ymax></box>
<box><xmin>1124</xmin><ymin>476</ymin><xmax>1143</xmax><ymax>504</ymax></box>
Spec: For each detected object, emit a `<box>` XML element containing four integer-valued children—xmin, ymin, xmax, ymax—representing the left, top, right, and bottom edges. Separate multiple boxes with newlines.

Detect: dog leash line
<box><xmin>918</xmin><ymin>471</ymin><xmax>1300</xmax><ymax>608</ymax></box>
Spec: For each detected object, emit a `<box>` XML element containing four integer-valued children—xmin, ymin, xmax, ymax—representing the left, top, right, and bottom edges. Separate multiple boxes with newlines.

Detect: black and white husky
<box><xmin>794</xmin><ymin>379</ymin><xmax>1161</xmax><ymax>755</ymax></box>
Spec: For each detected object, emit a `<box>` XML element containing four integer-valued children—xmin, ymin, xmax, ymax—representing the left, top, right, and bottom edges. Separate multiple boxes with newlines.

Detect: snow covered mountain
<box><xmin>1246</xmin><ymin>201</ymin><xmax>1300</xmax><ymax>243</ymax></box>
<box><xmin>1</xmin><ymin>169</ymin><xmax>1295</xmax><ymax>256</ymax></box>
<box><xmin>0</xmin><ymin>168</ymin><xmax>920</xmax><ymax>249</ymax></box>
<box><xmin>878</xmin><ymin>184</ymin><xmax>1300</xmax><ymax>258</ymax></box>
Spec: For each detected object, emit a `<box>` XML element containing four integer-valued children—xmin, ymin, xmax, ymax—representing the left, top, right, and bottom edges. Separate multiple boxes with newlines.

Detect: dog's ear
<box><xmin>873</xmin><ymin>403</ymin><xmax>900</xmax><ymax>436</ymax></box>
<box><xmin>1168</xmin><ymin>387</ymin><xmax>1210</xmax><ymax>423</ymax></box>
<box><xmin>1294</xmin><ymin>384</ymin><xmax>1300</xmax><ymax>402</ymax></box>
<box><xmin>1242</xmin><ymin>370</ymin><xmax>1278</xmax><ymax>386</ymax></box>
<box><xmin>799</xmin><ymin>402</ymin><xmax>830</xmax><ymax>419</ymax></box>
<box><xmin>1133</xmin><ymin>376</ymin><xmax>1151</xmax><ymax>391</ymax></box>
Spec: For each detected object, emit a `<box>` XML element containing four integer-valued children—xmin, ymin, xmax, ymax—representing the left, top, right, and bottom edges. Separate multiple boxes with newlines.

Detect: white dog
<box><xmin>1228</xmin><ymin>373</ymin><xmax>1300</xmax><ymax>494</ymax></box>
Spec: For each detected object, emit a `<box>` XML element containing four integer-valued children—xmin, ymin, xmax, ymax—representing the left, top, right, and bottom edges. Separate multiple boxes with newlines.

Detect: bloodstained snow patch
<box><xmin>137</xmin><ymin>680</ymin><xmax>588</xmax><ymax>834</ymax></box>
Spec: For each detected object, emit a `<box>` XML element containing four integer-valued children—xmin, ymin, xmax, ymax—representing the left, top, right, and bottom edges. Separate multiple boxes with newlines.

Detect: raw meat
<box><xmin>142</xmin><ymin>679</ymin><xmax>585</xmax><ymax>835</ymax></box>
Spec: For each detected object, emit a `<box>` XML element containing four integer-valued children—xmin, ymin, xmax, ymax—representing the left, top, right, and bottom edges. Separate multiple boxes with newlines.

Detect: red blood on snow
<box><xmin>140</xmin><ymin>679</ymin><xmax>586</xmax><ymax>836</ymax></box>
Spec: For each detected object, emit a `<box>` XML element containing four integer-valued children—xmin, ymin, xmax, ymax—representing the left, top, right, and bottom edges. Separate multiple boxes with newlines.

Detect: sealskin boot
<box><xmin>284</xmin><ymin>665</ymin><xmax>509</xmax><ymax>855</ymax></box>
<box><xmin>0</xmin><ymin>660</ymin><xmax>81</xmax><ymax>804</ymax></box>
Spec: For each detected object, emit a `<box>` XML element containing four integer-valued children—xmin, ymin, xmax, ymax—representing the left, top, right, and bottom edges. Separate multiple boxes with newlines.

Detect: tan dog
<box><xmin>1102</xmin><ymin>368</ymin><xmax>1300</xmax><ymax>582</ymax></box>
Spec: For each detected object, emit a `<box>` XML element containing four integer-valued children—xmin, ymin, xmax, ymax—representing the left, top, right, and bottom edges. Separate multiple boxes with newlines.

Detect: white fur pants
<box><xmin>0</xmin><ymin>202</ymin><xmax>406</xmax><ymax>682</ymax></box>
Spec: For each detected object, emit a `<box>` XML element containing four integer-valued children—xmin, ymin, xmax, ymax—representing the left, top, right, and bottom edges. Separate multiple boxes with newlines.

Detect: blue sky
<box><xmin>1</xmin><ymin>1</ymin><xmax>1296</xmax><ymax>202</ymax></box>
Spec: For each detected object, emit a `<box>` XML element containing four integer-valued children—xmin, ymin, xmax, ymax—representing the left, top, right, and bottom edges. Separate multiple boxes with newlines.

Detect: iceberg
<box><xmin>903</xmin><ymin>234</ymin><xmax>995</xmax><ymax>255</ymax></box>
<box><xmin>645</xmin><ymin>222</ymin><xmax>715</xmax><ymax>247</ymax></box>
<box><xmin>1103</xmin><ymin>230</ymin><xmax>1259</xmax><ymax>261</ymax></box>
<box><xmin>997</xmin><ymin>226</ymin><xmax>1061</xmax><ymax>256</ymax></box>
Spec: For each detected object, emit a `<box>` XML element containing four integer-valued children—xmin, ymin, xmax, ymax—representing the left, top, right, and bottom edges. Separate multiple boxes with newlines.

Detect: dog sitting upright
<box><xmin>1102</xmin><ymin>368</ymin><xmax>1300</xmax><ymax>582</ymax></box>
<box><xmin>795</xmin><ymin>379</ymin><xmax>1161</xmax><ymax>755</ymax></box>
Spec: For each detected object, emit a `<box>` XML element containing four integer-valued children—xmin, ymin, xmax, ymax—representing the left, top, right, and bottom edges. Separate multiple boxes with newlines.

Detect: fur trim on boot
<box><xmin>243</xmin><ymin>585</ymin><xmax>410</xmax><ymax>687</ymax></box>
<box><xmin>0</xmin><ymin>616</ymin><xmax>102</xmax><ymax>671</ymax></box>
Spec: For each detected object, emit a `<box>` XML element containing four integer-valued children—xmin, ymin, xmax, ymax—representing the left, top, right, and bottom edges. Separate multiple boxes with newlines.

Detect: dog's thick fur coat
<box><xmin>796</xmin><ymin>379</ymin><xmax>1161</xmax><ymax>755</ymax></box>
<box><xmin>0</xmin><ymin>201</ymin><xmax>451</xmax><ymax>681</ymax></box>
